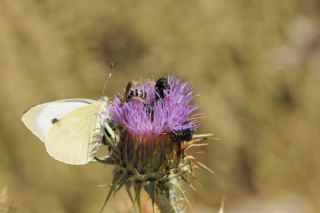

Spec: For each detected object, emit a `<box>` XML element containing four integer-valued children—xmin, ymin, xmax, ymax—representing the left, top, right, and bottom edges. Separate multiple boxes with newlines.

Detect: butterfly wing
<box><xmin>44</xmin><ymin>103</ymin><xmax>103</xmax><ymax>165</ymax></box>
<box><xmin>22</xmin><ymin>99</ymin><xmax>96</xmax><ymax>142</ymax></box>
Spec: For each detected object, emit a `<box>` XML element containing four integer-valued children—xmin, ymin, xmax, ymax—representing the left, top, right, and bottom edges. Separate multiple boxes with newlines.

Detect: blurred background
<box><xmin>0</xmin><ymin>0</ymin><xmax>320</xmax><ymax>212</ymax></box>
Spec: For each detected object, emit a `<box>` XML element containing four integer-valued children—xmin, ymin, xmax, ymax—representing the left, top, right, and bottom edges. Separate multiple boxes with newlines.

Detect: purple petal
<box><xmin>109</xmin><ymin>76</ymin><xmax>199</xmax><ymax>136</ymax></box>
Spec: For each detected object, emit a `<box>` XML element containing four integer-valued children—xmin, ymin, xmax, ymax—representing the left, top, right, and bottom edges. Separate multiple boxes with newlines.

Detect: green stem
<box><xmin>146</xmin><ymin>179</ymin><xmax>185</xmax><ymax>213</ymax></box>
<box><xmin>159</xmin><ymin>189</ymin><xmax>184</xmax><ymax>213</ymax></box>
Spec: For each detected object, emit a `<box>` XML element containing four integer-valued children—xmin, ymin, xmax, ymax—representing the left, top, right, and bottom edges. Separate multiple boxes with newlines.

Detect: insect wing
<box><xmin>45</xmin><ymin>103</ymin><xmax>103</xmax><ymax>165</ymax></box>
<box><xmin>21</xmin><ymin>99</ymin><xmax>96</xmax><ymax>142</ymax></box>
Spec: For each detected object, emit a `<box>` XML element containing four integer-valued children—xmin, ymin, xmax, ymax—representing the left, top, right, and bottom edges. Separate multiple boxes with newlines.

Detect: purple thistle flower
<box><xmin>110</xmin><ymin>76</ymin><xmax>198</xmax><ymax>136</ymax></box>
<box><xmin>98</xmin><ymin>76</ymin><xmax>212</xmax><ymax>213</ymax></box>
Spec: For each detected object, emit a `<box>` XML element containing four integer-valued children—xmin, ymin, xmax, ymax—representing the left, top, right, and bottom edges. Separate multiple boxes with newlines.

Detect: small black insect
<box><xmin>171</xmin><ymin>128</ymin><xmax>194</xmax><ymax>143</ymax></box>
<box><xmin>51</xmin><ymin>118</ymin><xmax>59</xmax><ymax>124</ymax></box>
<box><xmin>155</xmin><ymin>77</ymin><xmax>170</xmax><ymax>100</ymax></box>
<box><xmin>145</xmin><ymin>103</ymin><xmax>155</xmax><ymax>121</ymax></box>
<box><xmin>127</xmin><ymin>89</ymin><xmax>147</xmax><ymax>101</ymax></box>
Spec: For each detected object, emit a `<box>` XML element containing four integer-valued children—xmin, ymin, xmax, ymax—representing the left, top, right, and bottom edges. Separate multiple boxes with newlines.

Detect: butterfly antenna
<box><xmin>102</xmin><ymin>62</ymin><xmax>114</xmax><ymax>97</ymax></box>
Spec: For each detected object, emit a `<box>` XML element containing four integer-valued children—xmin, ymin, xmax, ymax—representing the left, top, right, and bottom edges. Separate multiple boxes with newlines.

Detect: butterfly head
<box><xmin>98</xmin><ymin>96</ymin><xmax>109</xmax><ymax>105</ymax></box>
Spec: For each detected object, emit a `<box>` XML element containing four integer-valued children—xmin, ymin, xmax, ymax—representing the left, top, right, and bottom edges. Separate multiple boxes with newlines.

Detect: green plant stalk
<box><xmin>144</xmin><ymin>178</ymin><xmax>185</xmax><ymax>213</ymax></box>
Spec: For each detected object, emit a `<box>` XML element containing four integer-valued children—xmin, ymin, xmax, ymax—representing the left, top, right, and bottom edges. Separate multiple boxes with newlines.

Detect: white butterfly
<box><xmin>21</xmin><ymin>97</ymin><xmax>117</xmax><ymax>165</ymax></box>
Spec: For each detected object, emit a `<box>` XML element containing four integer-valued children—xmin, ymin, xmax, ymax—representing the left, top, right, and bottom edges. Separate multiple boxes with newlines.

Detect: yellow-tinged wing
<box><xmin>45</xmin><ymin>103</ymin><xmax>102</xmax><ymax>165</ymax></box>
<box><xmin>21</xmin><ymin>99</ymin><xmax>96</xmax><ymax>142</ymax></box>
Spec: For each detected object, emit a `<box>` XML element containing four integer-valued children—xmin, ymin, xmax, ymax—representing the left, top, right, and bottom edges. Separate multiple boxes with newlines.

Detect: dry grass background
<box><xmin>0</xmin><ymin>0</ymin><xmax>320</xmax><ymax>212</ymax></box>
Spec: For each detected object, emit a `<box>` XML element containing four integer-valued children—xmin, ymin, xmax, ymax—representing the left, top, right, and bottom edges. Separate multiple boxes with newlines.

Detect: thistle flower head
<box><xmin>110</xmin><ymin>76</ymin><xmax>198</xmax><ymax>136</ymax></box>
<box><xmin>98</xmin><ymin>76</ymin><xmax>212</xmax><ymax>213</ymax></box>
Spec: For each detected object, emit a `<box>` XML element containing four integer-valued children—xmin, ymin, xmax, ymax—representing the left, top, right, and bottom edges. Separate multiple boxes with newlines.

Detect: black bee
<box><xmin>123</xmin><ymin>81</ymin><xmax>147</xmax><ymax>102</ymax></box>
<box><xmin>155</xmin><ymin>77</ymin><xmax>170</xmax><ymax>100</ymax></box>
<box><xmin>171</xmin><ymin>128</ymin><xmax>194</xmax><ymax>143</ymax></box>
<box><xmin>144</xmin><ymin>103</ymin><xmax>155</xmax><ymax>121</ymax></box>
